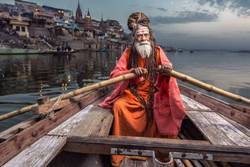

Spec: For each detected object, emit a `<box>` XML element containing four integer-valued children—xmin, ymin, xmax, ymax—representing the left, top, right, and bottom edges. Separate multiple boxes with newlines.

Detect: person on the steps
<box><xmin>99</xmin><ymin>12</ymin><xmax>186</xmax><ymax>166</ymax></box>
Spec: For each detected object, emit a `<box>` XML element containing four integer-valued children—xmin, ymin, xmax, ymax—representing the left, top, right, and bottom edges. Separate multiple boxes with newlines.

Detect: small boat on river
<box><xmin>0</xmin><ymin>70</ymin><xmax>250</xmax><ymax>167</ymax></box>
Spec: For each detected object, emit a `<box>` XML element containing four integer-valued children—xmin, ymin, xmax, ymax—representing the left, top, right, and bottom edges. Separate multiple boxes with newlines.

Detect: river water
<box><xmin>0</xmin><ymin>50</ymin><xmax>250</xmax><ymax>131</ymax></box>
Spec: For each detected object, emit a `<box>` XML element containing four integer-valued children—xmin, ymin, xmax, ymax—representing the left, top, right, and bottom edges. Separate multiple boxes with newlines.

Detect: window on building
<box><xmin>16</xmin><ymin>26</ymin><xmax>20</xmax><ymax>31</ymax></box>
<box><xmin>21</xmin><ymin>26</ymin><xmax>26</xmax><ymax>32</ymax></box>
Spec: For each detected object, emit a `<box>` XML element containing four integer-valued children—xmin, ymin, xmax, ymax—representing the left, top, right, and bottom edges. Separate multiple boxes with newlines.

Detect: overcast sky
<box><xmin>1</xmin><ymin>0</ymin><xmax>250</xmax><ymax>50</ymax></box>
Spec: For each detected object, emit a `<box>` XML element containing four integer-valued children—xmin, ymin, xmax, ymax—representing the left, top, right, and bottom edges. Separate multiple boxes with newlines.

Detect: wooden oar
<box><xmin>160</xmin><ymin>68</ymin><xmax>250</xmax><ymax>105</ymax></box>
<box><xmin>1</xmin><ymin>68</ymin><xmax>249</xmax><ymax>121</ymax></box>
<box><xmin>0</xmin><ymin>72</ymin><xmax>139</xmax><ymax>121</ymax></box>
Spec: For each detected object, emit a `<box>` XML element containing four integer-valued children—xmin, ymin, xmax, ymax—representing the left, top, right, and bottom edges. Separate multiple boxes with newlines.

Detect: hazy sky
<box><xmin>1</xmin><ymin>0</ymin><xmax>250</xmax><ymax>50</ymax></box>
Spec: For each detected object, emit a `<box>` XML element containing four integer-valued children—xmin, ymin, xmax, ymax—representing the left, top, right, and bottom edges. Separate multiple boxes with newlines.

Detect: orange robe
<box><xmin>112</xmin><ymin>54</ymin><xmax>160</xmax><ymax>138</ymax></box>
<box><xmin>99</xmin><ymin>46</ymin><xmax>186</xmax><ymax>166</ymax></box>
<box><xmin>111</xmin><ymin>55</ymin><xmax>160</xmax><ymax>166</ymax></box>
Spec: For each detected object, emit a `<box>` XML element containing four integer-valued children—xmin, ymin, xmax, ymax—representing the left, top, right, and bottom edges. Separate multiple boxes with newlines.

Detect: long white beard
<box><xmin>135</xmin><ymin>41</ymin><xmax>152</xmax><ymax>59</ymax></box>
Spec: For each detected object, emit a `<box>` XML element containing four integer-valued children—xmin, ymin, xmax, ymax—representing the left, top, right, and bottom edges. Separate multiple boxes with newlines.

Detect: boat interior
<box><xmin>0</xmin><ymin>85</ymin><xmax>250</xmax><ymax>167</ymax></box>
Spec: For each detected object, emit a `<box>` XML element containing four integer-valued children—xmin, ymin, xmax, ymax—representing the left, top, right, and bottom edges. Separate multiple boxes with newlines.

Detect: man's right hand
<box><xmin>132</xmin><ymin>67</ymin><xmax>147</xmax><ymax>76</ymax></box>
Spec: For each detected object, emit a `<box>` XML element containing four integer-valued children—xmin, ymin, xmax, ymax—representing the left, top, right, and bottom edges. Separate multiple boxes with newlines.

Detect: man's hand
<box><xmin>158</xmin><ymin>64</ymin><xmax>173</xmax><ymax>72</ymax></box>
<box><xmin>132</xmin><ymin>67</ymin><xmax>147</xmax><ymax>76</ymax></box>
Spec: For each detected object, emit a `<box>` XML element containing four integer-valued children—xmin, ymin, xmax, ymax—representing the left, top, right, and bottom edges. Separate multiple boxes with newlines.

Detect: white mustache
<box><xmin>138</xmin><ymin>41</ymin><xmax>151</xmax><ymax>46</ymax></box>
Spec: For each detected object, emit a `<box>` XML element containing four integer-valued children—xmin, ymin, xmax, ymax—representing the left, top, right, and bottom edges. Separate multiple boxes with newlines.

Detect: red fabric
<box><xmin>99</xmin><ymin>46</ymin><xmax>186</xmax><ymax>136</ymax></box>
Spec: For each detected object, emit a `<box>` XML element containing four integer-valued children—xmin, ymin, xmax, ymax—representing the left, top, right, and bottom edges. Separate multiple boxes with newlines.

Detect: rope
<box><xmin>45</xmin><ymin>93</ymin><xmax>63</xmax><ymax>119</ymax></box>
<box><xmin>42</xmin><ymin>83</ymin><xmax>67</xmax><ymax>119</ymax></box>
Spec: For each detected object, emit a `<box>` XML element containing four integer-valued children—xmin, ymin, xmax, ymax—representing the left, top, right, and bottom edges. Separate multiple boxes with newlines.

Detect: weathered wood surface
<box><xmin>0</xmin><ymin>89</ymin><xmax>107</xmax><ymax>166</ymax></box>
<box><xmin>181</xmin><ymin>85</ymin><xmax>250</xmax><ymax>148</ymax></box>
<box><xmin>2</xmin><ymin>104</ymin><xmax>97</xmax><ymax>167</ymax></box>
<box><xmin>65</xmin><ymin>136</ymin><xmax>250</xmax><ymax>164</ymax></box>
<box><xmin>3</xmin><ymin>95</ymin><xmax>113</xmax><ymax>167</ymax></box>
<box><xmin>187</xmin><ymin>111</ymin><xmax>250</xmax><ymax>146</ymax></box>
<box><xmin>0</xmin><ymin>103</ymin><xmax>79</xmax><ymax>166</ymax></box>
<box><xmin>187</xmin><ymin>111</ymin><xmax>235</xmax><ymax>145</ymax></box>
<box><xmin>222</xmin><ymin>114</ymin><xmax>250</xmax><ymax>138</ymax></box>
<box><xmin>202</xmin><ymin>112</ymin><xmax>250</xmax><ymax>146</ymax></box>
<box><xmin>181</xmin><ymin>95</ymin><xmax>212</xmax><ymax>112</ymax></box>
<box><xmin>35</xmin><ymin>98</ymin><xmax>71</xmax><ymax>115</ymax></box>
<box><xmin>50</xmin><ymin>102</ymin><xmax>113</xmax><ymax>167</ymax></box>
<box><xmin>48</xmin><ymin>104</ymin><xmax>95</xmax><ymax>136</ymax></box>
<box><xmin>3</xmin><ymin>136</ymin><xmax>66</xmax><ymax>167</ymax></box>
<box><xmin>3</xmin><ymin>102</ymin><xmax>105</xmax><ymax>167</ymax></box>
<box><xmin>0</xmin><ymin>117</ymin><xmax>38</xmax><ymax>140</ymax></box>
<box><xmin>180</xmin><ymin>85</ymin><xmax>250</xmax><ymax>129</ymax></box>
<box><xmin>69</xmin><ymin>105</ymin><xmax>113</xmax><ymax>137</ymax></box>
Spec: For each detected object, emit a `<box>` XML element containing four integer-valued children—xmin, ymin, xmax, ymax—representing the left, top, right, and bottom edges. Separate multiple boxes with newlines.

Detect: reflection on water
<box><xmin>0</xmin><ymin>50</ymin><xmax>250</xmax><ymax>131</ymax></box>
<box><xmin>0</xmin><ymin>51</ymin><xmax>118</xmax><ymax>130</ymax></box>
<box><xmin>0</xmin><ymin>51</ymin><xmax>117</xmax><ymax>95</ymax></box>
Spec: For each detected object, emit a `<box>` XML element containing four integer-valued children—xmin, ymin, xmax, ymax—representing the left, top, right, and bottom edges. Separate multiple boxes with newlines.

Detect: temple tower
<box><xmin>75</xmin><ymin>0</ymin><xmax>82</xmax><ymax>23</ymax></box>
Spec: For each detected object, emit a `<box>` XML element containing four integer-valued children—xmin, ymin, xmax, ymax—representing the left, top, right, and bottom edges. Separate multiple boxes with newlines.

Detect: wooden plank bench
<box><xmin>3</xmin><ymin>101</ymin><xmax>113</xmax><ymax>167</ymax></box>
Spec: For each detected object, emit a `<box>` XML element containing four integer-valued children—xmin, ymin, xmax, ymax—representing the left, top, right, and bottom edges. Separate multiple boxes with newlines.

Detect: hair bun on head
<box><xmin>127</xmin><ymin>12</ymin><xmax>150</xmax><ymax>32</ymax></box>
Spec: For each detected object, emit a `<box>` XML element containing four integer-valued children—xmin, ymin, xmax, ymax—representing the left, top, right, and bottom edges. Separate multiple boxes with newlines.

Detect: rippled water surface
<box><xmin>0</xmin><ymin>50</ymin><xmax>250</xmax><ymax>131</ymax></box>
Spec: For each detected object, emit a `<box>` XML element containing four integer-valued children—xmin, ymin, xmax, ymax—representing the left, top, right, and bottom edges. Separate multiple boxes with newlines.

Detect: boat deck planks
<box><xmin>0</xmin><ymin>90</ymin><xmax>104</xmax><ymax>166</ymax></box>
<box><xmin>222</xmin><ymin>114</ymin><xmax>250</xmax><ymax>138</ymax></box>
<box><xmin>181</xmin><ymin>95</ymin><xmax>212</xmax><ymax>112</ymax></box>
<box><xmin>1</xmin><ymin>85</ymin><xmax>250</xmax><ymax>166</ymax></box>
<box><xmin>69</xmin><ymin>105</ymin><xmax>113</xmax><ymax>137</ymax></box>
<box><xmin>188</xmin><ymin>111</ymin><xmax>237</xmax><ymax>145</ymax></box>
<box><xmin>202</xmin><ymin>111</ymin><xmax>250</xmax><ymax>146</ymax></box>
<box><xmin>180</xmin><ymin>85</ymin><xmax>250</xmax><ymax>129</ymax></box>
<box><xmin>181</xmin><ymin>91</ymin><xmax>250</xmax><ymax>147</ymax></box>
<box><xmin>49</xmin><ymin>101</ymin><xmax>113</xmax><ymax>167</ymax></box>
<box><xmin>187</xmin><ymin>108</ymin><xmax>250</xmax><ymax>146</ymax></box>
<box><xmin>2</xmin><ymin>104</ymin><xmax>94</xmax><ymax>167</ymax></box>
<box><xmin>2</xmin><ymin>96</ymin><xmax>113</xmax><ymax>167</ymax></box>
<box><xmin>48</xmin><ymin>105</ymin><xmax>95</xmax><ymax>136</ymax></box>
<box><xmin>2</xmin><ymin>136</ymin><xmax>66</xmax><ymax>167</ymax></box>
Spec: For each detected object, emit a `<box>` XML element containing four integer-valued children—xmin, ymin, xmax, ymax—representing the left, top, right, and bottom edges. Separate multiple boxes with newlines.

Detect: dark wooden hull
<box><xmin>0</xmin><ymin>85</ymin><xmax>250</xmax><ymax>167</ymax></box>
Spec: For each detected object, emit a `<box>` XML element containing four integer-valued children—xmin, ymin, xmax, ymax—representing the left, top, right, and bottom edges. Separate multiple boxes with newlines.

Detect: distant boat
<box><xmin>177</xmin><ymin>49</ymin><xmax>183</xmax><ymax>53</ymax></box>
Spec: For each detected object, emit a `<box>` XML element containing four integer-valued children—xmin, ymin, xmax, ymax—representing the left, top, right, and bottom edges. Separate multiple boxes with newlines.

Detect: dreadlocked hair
<box><xmin>127</xmin><ymin>12</ymin><xmax>150</xmax><ymax>31</ymax></box>
<box><xmin>127</xmin><ymin>12</ymin><xmax>155</xmax><ymax>42</ymax></box>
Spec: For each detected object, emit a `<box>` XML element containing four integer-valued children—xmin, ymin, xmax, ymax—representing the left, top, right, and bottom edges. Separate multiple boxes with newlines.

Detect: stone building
<box><xmin>9</xmin><ymin>16</ymin><xmax>30</xmax><ymax>38</ymax></box>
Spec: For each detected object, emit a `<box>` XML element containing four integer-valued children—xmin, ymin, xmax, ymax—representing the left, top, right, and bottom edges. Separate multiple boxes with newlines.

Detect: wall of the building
<box><xmin>69</xmin><ymin>39</ymin><xmax>84</xmax><ymax>50</ymax></box>
<box><xmin>12</xmin><ymin>24</ymin><xmax>29</xmax><ymax>37</ymax></box>
<box><xmin>28</xmin><ymin>25</ymin><xmax>50</xmax><ymax>38</ymax></box>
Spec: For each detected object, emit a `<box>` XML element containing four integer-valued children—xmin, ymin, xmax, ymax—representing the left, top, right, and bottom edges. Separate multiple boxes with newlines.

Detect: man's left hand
<box><xmin>158</xmin><ymin>64</ymin><xmax>173</xmax><ymax>72</ymax></box>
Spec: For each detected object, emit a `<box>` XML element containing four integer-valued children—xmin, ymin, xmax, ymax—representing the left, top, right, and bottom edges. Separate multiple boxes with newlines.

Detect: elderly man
<box><xmin>100</xmin><ymin>12</ymin><xmax>186</xmax><ymax>166</ymax></box>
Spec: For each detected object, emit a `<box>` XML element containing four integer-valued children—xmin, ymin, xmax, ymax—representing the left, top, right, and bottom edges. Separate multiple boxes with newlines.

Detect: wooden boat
<box><xmin>0</xmin><ymin>70</ymin><xmax>250</xmax><ymax>167</ymax></box>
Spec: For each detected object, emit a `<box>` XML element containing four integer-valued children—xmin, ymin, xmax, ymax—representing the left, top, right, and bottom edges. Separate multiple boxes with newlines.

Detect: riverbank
<box><xmin>0</xmin><ymin>32</ymin><xmax>127</xmax><ymax>53</ymax></box>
